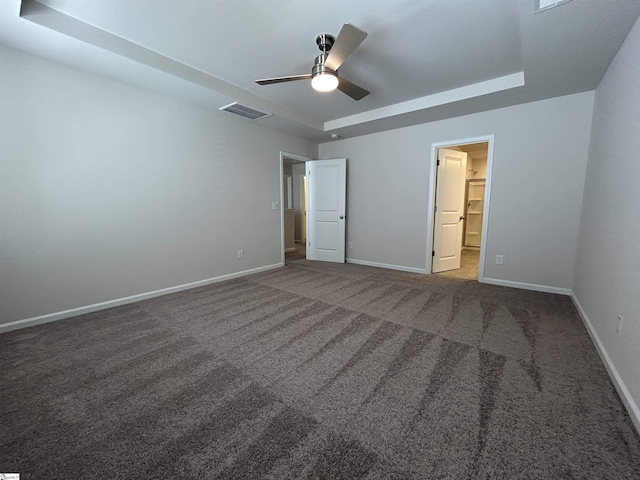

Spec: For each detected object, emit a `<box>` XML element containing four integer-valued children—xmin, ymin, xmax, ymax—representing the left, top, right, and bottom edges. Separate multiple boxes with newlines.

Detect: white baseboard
<box><xmin>284</xmin><ymin>247</ymin><xmax>296</xmax><ymax>253</ymax></box>
<box><xmin>571</xmin><ymin>292</ymin><xmax>640</xmax><ymax>435</ymax></box>
<box><xmin>0</xmin><ymin>263</ymin><xmax>283</xmax><ymax>334</ymax></box>
<box><xmin>346</xmin><ymin>258</ymin><xmax>426</xmax><ymax>274</ymax></box>
<box><xmin>482</xmin><ymin>277</ymin><xmax>571</xmax><ymax>295</ymax></box>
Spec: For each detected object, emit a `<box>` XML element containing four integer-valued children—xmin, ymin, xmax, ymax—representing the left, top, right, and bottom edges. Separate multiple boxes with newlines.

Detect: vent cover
<box><xmin>535</xmin><ymin>0</ymin><xmax>572</xmax><ymax>13</ymax></box>
<box><xmin>219</xmin><ymin>102</ymin><xmax>272</xmax><ymax>120</ymax></box>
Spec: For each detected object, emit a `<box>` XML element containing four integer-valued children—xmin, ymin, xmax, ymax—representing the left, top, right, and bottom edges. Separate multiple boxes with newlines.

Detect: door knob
<box><xmin>340</xmin><ymin>215</ymin><xmax>344</xmax><ymax>219</ymax></box>
<box><xmin>459</xmin><ymin>216</ymin><xmax>465</xmax><ymax>220</ymax></box>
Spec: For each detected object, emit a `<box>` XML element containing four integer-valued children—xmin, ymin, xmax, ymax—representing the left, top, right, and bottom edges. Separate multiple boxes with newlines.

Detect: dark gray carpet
<box><xmin>2</xmin><ymin>259</ymin><xmax>639</xmax><ymax>479</ymax></box>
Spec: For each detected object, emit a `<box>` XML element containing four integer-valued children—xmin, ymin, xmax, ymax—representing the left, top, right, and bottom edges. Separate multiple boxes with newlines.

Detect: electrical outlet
<box><xmin>237</xmin><ymin>249</ymin><xmax>244</xmax><ymax>259</ymax></box>
<box><xmin>495</xmin><ymin>255</ymin><xmax>504</xmax><ymax>265</ymax></box>
<box><xmin>348</xmin><ymin>241</ymin><xmax>353</xmax><ymax>249</ymax></box>
<box><xmin>617</xmin><ymin>315</ymin><xmax>624</xmax><ymax>335</ymax></box>
<box><xmin>271</xmin><ymin>201</ymin><xmax>279</xmax><ymax>210</ymax></box>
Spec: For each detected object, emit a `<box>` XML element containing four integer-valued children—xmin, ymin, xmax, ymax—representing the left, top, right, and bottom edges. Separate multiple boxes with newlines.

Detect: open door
<box><xmin>307</xmin><ymin>159</ymin><xmax>346</xmax><ymax>263</ymax></box>
<box><xmin>432</xmin><ymin>148</ymin><xmax>467</xmax><ymax>273</ymax></box>
<box><xmin>301</xmin><ymin>176</ymin><xmax>307</xmax><ymax>245</ymax></box>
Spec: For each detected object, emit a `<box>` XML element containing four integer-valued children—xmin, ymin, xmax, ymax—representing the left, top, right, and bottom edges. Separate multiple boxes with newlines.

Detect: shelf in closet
<box><xmin>464</xmin><ymin>178</ymin><xmax>485</xmax><ymax>248</ymax></box>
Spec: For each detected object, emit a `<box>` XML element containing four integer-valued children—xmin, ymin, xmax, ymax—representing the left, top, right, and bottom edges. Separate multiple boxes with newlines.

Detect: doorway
<box><xmin>281</xmin><ymin>152</ymin><xmax>310</xmax><ymax>264</ymax></box>
<box><xmin>426</xmin><ymin>136</ymin><xmax>494</xmax><ymax>281</ymax></box>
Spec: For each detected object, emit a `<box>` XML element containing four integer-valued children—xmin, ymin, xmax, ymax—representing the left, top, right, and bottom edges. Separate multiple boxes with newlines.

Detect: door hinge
<box><xmin>437</xmin><ymin>159</ymin><xmax>440</xmax><ymax>166</ymax></box>
<box><xmin>432</xmin><ymin>250</ymin><xmax>435</xmax><ymax>257</ymax></box>
<box><xmin>434</xmin><ymin>205</ymin><xmax>437</xmax><ymax>213</ymax></box>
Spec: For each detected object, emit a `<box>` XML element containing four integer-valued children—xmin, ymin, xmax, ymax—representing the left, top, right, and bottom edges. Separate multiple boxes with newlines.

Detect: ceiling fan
<box><xmin>255</xmin><ymin>23</ymin><xmax>370</xmax><ymax>101</ymax></box>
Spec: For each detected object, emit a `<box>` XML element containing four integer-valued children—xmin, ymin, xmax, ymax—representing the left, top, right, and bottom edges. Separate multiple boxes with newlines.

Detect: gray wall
<box><xmin>573</xmin><ymin>17</ymin><xmax>640</xmax><ymax>418</ymax></box>
<box><xmin>319</xmin><ymin>91</ymin><xmax>594</xmax><ymax>290</ymax></box>
<box><xmin>0</xmin><ymin>46</ymin><xmax>316</xmax><ymax>324</ymax></box>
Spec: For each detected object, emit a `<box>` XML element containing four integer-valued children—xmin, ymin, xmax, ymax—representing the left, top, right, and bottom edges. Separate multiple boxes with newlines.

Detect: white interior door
<box><xmin>307</xmin><ymin>159</ymin><xmax>346</xmax><ymax>263</ymax></box>
<box><xmin>432</xmin><ymin>148</ymin><xmax>467</xmax><ymax>273</ymax></box>
<box><xmin>301</xmin><ymin>176</ymin><xmax>307</xmax><ymax>244</ymax></box>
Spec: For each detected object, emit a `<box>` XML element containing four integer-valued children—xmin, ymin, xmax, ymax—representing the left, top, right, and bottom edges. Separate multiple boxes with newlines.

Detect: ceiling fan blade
<box><xmin>255</xmin><ymin>74</ymin><xmax>312</xmax><ymax>85</ymax></box>
<box><xmin>337</xmin><ymin>77</ymin><xmax>369</xmax><ymax>101</ymax></box>
<box><xmin>325</xmin><ymin>23</ymin><xmax>367</xmax><ymax>71</ymax></box>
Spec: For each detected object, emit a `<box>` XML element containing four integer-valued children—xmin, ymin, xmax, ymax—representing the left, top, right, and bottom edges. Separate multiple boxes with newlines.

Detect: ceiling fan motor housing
<box><xmin>312</xmin><ymin>54</ymin><xmax>337</xmax><ymax>77</ymax></box>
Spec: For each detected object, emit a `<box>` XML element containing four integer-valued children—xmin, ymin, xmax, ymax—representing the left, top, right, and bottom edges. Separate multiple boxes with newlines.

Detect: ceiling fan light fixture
<box><xmin>255</xmin><ymin>24</ymin><xmax>369</xmax><ymax>100</ymax></box>
<box><xmin>311</xmin><ymin>72</ymin><xmax>339</xmax><ymax>92</ymax></box>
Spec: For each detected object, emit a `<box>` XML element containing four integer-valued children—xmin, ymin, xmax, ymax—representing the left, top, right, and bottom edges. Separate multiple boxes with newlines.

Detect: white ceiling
<box><xmin>2</xmin><ymin>0</ymin><xmax>639</xmax><ymax>142</ymax></box>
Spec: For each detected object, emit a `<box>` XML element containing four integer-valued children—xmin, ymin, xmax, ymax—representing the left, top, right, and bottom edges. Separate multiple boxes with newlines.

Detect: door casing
<box><xmin>426</xmin><ymin>135</ymin><xmax>495</xmax><ymax>281</ymax></box>
<box><xmin>280</xmin><ymin>151</ymin><xmax>312</xmax><ymax>266</ymax></box>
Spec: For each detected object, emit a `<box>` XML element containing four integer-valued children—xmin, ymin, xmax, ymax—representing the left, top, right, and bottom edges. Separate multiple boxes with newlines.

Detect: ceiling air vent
<box><xmin>219</xmin><ymin>102</ymin><xmax>272</xmax><ymax>120</ymax></box>
<box><xmin>534</xmin><ymin>0</ymin><xmax>572</xmax><ymax>13</ymax></box>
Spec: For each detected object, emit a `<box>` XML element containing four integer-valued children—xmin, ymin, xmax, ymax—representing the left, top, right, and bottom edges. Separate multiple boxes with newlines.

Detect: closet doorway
<box><xmin>282</xmin><ymin>155</ymin><xmax>308</xmax><ymax>262</ymax></box>
<box><xmin>427</xmin><ymin>136</ymin><xmax>494</xmax><ymax>281</ymax></box>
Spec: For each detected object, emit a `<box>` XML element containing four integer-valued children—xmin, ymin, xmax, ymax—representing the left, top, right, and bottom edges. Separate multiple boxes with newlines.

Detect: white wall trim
<box><xmin>346</xmin><ymin>258</ymin><xmax>426</xmax><ymax>274</ymax></box>
<box><xmin>482</xmin><ymin>277</ymin><xmax>571</xmax><ymax>295</ymax></box>
<box><xmin>0</xmin><ymin>263</ymin><xmax>282</xmax><ymax>334</ymax></box>
<box><xmin>324</xmin><ymin>72</ymin><xmax>525</xmax><ymax>131</ymax></box>
<box><xmin>571</xmin><ymin>292</ymin><xmax>640</xmax><ymax>435</ymax></box>
<box><xmin>477</xmin><ymin>138</ymin><xmax>494</xmax><ymax>282</ymax></box>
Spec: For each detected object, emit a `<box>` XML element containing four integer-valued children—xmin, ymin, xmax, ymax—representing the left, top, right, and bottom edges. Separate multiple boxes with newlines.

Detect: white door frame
<box><xmin>280</xmin><ymin>151</ymin><xmax>312</xmax><ymax>266</ymax></box>
<box><xmin>426</xmin><ymin>135</ymin><xmax>495</xmax><ymax>282</ymax></box>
